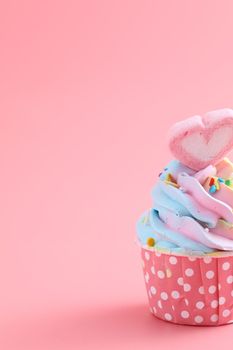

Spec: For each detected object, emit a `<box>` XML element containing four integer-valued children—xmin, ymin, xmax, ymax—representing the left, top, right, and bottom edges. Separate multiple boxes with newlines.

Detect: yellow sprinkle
<box><xmin>164</xmin><ymin>180</ymin><xmax>179</xmax><ymax>188</ymax></box>
<box><xmin>166</xmin><ymin>268</ymin><xmax>172</xmax><ymax>278</ymax></box>
<box><xmin>147</xmin><ymin>237</ymin><xmax>156</xmax><ymax>247</ymax></box>
<box><xmin>142</xmin><ymin>215</ymin><xmax>149</xmax><ymax>224</ymax></box>
<box><xmin>215</xmin><ymin>178</ymin><xmax>220</xmax><ymax>190</ymax></box>
<box><xmin>165</xmin><ymin>173</ymin><xmax>176</xmax><ymax>182</ymax></box>
<box><xmin>206</xmin><ymin>251</ymin><xmax>223</xmax><ymax>257</ymax></box>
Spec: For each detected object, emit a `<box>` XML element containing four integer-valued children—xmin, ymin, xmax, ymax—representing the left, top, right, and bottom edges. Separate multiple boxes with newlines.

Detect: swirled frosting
<box><xmin>136</xmin><ymin>158</ymin><xmax>233</xmax><ymax>255</ymax></box>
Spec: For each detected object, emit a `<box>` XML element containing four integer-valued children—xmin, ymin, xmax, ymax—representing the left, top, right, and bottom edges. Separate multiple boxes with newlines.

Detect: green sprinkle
<box><xmin>225</xmin><ymin>179</ymin><xmax>232</xmax><ymax>186</ymax></box>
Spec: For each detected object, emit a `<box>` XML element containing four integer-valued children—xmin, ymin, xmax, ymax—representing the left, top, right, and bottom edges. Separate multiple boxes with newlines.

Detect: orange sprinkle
<box><xmin>170</xmin><ymin>174</ymin><xmax>176</xmax><ymax>183</ymax></box>
<box><xmin>147</xmin><ymin>237</ymin><xmax>156</xmax><ymax>247</ymax></box>
<box><xmin>166</xmin><ymin>173</ymin><xmax>176</xmax><ymax>183</ymax></box>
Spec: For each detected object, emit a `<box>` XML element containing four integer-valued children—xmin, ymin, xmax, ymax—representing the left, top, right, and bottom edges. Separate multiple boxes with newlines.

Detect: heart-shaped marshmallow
<box><xmin>168</xmin><ymin>108</ymin><xmax>233</xmax><ymax>170</ymax></box>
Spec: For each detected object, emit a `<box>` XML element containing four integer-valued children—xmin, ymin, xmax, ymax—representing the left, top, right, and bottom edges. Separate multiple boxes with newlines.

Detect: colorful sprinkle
<box><xmin>218</xmin><ymin>177</ymin><xmax>224</xmax><ymax>183</ymax></box>
<box><xmin>165</xmin><ymin>173</ymin><xmax>176</xmax><ymax>182</ymax></box>
<box><xmin>164</xmin><ymin>180</ymin><xmax>179</xmax><ymax>188</ymax></box>
<box><xmin>142</xmin><ymin>215</ymin><xmax>149</xmax><ymax>224</ymax></box>
<box><xmin>209</xmin><ymin>185</ymin><xmax>217</xmax><ymax>193</ymax></box>
<box><xmin>207</xmin><ymin>251</ymin><xmax>223</xmax><ymax>256</ymax></box>
<box><xmin>147</xmin><ymin>237</ymin><xmax>156</xmax><ymax>247</ymax></box>
<box><xmin>208</xmin><ymin>176</ymin><xmax>222</xmax><ymax>192</ymax></box>
<box><xmin>225</xmin><ymin>179</ymin><xmax>232</xmax><ymax>186</ymax></box>
<box><xmin>209</xmin><ymin>177</ymin><xmax>215</xmax><ymax>186</ymax></box>
<box><xmin>164</xmin><ymin>173</ymin><xmax>179</xmax><ymax>188</ymax></box>
<box><xmin>215</xmin><ymin>180</ymin><xmax>220</xmax><ymax>190</ymax></box>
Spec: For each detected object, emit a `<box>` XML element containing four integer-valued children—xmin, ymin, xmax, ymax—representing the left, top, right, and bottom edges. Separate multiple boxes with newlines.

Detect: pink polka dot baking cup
<box><xmin>141</xmin><ymin>247</ymin><xmax>233</xmax><ymax>326</ymax></box>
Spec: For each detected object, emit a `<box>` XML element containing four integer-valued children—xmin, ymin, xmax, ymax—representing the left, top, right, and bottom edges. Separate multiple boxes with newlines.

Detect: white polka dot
<box><xmin>185</xmin><ymin>268</ymin><xmax>194</xmax><ymax>277</ymax></box>
<box><xmin>157</xmin><ymin>270</ymin><xmax>165</xmax><ymax>279</ymax></box>
<box><xmin>206</xmin><ymin>270</ymin><xmax>215</xmax><ymax>279</ymax></box>
<box><xmin>208</xmin><ymin>285</ymin><xmax>216</xmax><ymax>294</ymax></box>
<box><xmin>150</xmin><ymin>286</ymin><xmax>157</xmax><ymax>295</ymax></box>
<box><xmin>219</xmin><ymin>297</ymin><xmax>226</xmax><ymax>305</ymax></box>
<box><xmin>150</xmin><ymin>307</ymin><xmax>154</xmax><ymax>314</ymax></box>
<box><xmin>185</xmin><ymin>299</ymin><xmax>189</xmax><ymax>306</ymax></box>
<box><xmin>184</xmin><ymin>283</ymin><xmax>191</xmax><ymax>292</ymax></box>
<box><xmin>151</xmin><ymin>266</ymin><xmax>156</xmax><ymax>275</ymax></box>
<box><xmin>211</xmin><ymin>300</ymin><xmax>218</xmax><ymax>308</ymax></box>
<box><xmin>188</xmin><ymin>257</ymin><xmax>196</xmax><ymax>261</ymax></box>
<box><xmin>171</xmin><ymin>290</ymin><xmax>180</xmax><ymax>299</ymax></box>
<box><xmin>156</xmin><ymin>251</ymin><xmax>161</xmax><ymax>257</ymax></box>
<box><xmin>145</xmin><ymin>252</ymin><xmax>150</xmax><ymax>261</ymax></box>
<box><xmin>223</xmin><ymin>309</ymin><xmax>231</xmax><ymax>317</ymax></box>
<box><xmin>222</xmin><ymin>262</ymin><xmax>230</xmax><ymax>271</ymax></box>
<box><xmin>227</xmin><ymin>275</ymin><xmax>233</xmax><ymax>284</ymax></box>
<box><xmin>181</xmin><ymin>310</ymin><xmax>189</xmax><ymax>319</ymax></box>
<box><xmin>164</xmin><ymin>313</ymin><xmax>172</xmax><ymax>321</ymax></box>
<box><xmin>157</xmin><ymin>300</ymin><xmax>162</xmax><ymax>309</ymax></box>
<box><xmin>196</xmin><ymin>301</ymin><xmax>205</xmax><ymax>310</ymax></box>
<box><xmin>204</xmin><ymin>257</ymin><xmax>212</xmax><ymax>264</ymax></box>
<box><xmin>169</xmin><ymin>256</ymin><xmax>177</xmax><ymax>265</ymax></box>
<box><xmin>177</xmin><ymin>277</ymin><xmax>184</xmax><ymax>286</ymax></box>
<box><xmin>145</xmin><ymin>272</ymin><xmax>149</xmax><ymax>283</ymax></box>
<box><xmin>210</xmin><ymin>314</ymin><xmax>218</xmax><ymax>322</ymax></box>
<box><xmin>199</xmin><ymin>286</ymin><xmax>204</xmax><ymax>294</ymax></box>
<box><xmin>195</xmin><ymin>315</ymin><xmax>204</xmax><ymax>324</ymax></box>
<box><xmin>153</xmin><ymin>307</ymin><xmax>157</xmax><ymax>314</ymax></box>
<box><xmin>161</xmin><ymin>292</ymin><xmax>168</xmax><ymax>300</ymax></box>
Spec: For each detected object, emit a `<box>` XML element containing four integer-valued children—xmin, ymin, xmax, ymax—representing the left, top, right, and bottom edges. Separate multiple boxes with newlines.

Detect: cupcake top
<box><xmin>137</xmin><ymin>109</ymin><xmax>233</xmax><ymax>256</ymax></box>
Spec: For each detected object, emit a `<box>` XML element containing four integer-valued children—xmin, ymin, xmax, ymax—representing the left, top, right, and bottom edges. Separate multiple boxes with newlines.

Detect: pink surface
<box><xmin>2</xmin><ymin>0</ymin><xmax>233</xmax><ymax>349</ymax></box>
<box><xmin>141</xmin><ymin>248</ymin><xmax>233</xmax><ymax>326</ymax></box>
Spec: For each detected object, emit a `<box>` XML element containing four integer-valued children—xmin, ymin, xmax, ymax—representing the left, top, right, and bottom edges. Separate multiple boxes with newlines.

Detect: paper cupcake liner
<box><xmin>141</xmin><ymin>246</ymin><xmax>233</xmax><ymax>326</ymax></box>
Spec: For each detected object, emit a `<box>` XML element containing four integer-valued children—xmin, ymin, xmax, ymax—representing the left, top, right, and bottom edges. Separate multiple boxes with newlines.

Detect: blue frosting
<box><xmin>136</xmin><ymin>160</ymin><xmax>215</xmax><ymax>254</ymax></box>
<box><xmin>153</xmin><ymin>181</ymin><xmax>217</xmax><ymax>227</ymax></box>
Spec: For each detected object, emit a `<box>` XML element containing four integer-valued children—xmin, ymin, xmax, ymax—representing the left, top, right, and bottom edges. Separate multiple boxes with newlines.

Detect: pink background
<box><xmin>1</xmin><ymin>0</ymin><xmax>233</xmax><ymax>349</ymax></box>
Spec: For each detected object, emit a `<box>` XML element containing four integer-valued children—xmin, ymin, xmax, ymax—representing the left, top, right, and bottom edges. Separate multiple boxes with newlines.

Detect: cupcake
<box><xmin>137</xmin><ymin>108</ymin><xmax>233</xmax><ymax>326</ymax></box>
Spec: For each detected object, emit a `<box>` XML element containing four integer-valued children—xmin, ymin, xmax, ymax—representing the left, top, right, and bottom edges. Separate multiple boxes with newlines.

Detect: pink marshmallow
<box><xmin>168</xmin><ymin>108</ymin><xmax>233</xmax><ymax>171</ymax></box>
